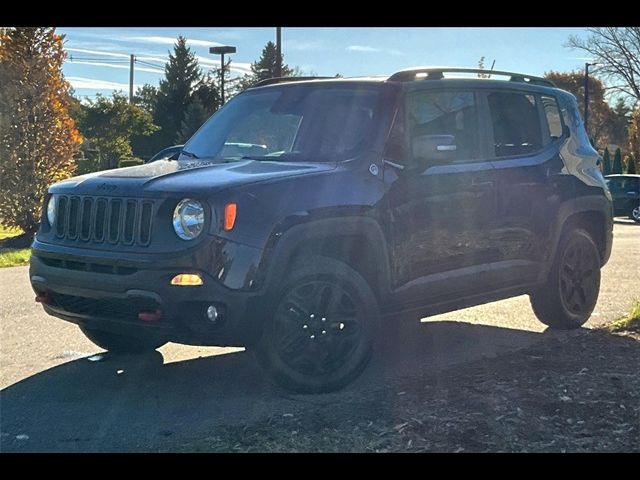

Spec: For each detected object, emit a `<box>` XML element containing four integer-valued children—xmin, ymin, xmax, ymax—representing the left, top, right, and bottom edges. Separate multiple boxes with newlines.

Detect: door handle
<box><xmin>471</xmin><ymin>178</ymin><xmax>494</xmax><ymax>188</ymax></box>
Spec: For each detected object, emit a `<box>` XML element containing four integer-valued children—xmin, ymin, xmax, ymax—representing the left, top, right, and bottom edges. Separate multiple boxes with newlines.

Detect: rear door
<box><xmin>481</xmin><ymin>89</ymin><xmax>569</xmax><ymax>287</ymax></box>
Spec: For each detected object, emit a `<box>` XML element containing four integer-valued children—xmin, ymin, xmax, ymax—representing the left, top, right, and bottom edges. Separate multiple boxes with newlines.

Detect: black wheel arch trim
<box><xmin>255</xmin><ymin>216</ymin><xmax>392</xmax><ymax>298</ymax></box>
<box><xmin>540</xmin><ymin>194</ymin><xmax>613</xmax><ymax>281</ymax></box>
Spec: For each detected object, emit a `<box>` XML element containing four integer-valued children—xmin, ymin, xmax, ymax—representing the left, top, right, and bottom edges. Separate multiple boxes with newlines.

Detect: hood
<box><xmin>49</xmin><ymin>159</ymin><xmax>336</xmax><ymax>197</ymax></box>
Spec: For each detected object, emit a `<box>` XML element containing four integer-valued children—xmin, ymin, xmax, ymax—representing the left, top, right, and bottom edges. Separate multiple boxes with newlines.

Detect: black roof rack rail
<box><xmin>387</xmin><ymin>67</ymin><xmax>556</xmax><ymax>87</ymax></box>
<box><xmin>251</xmin><ymin>76</ymin><xmax>334</xmax><ymax>88</ymax></box>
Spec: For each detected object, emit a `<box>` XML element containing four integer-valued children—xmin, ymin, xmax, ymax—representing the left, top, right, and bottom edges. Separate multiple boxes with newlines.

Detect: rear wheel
<box><xmin>80</xmin><ymin>326</ymin><xmax>166</xmax><ymax>353</ymax></box>
<box><xmin>254</xmin><ymin>256</ymin><xmax>379</xmax><ymax>393</ymax></box>
<box><xmin>530</xmin><ymin>228</ymin><xmax>601</xmax><ymax>329</ymax></box>
<box><xmin>630</xmin><ymin>205</ymin><xmax>640</xmax><ymax>223</ymax></box>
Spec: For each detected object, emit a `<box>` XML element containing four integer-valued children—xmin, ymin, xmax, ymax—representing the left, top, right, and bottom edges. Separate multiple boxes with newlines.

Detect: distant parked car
<box><xmin>147</xmin><ymin>144</ymin><xmax>183</xmax><ymax>163</ymax></box>
<box><xmin>605</xmin><ymin>174</ymin><xmax>640</xmax><ymax>223</ymax></box>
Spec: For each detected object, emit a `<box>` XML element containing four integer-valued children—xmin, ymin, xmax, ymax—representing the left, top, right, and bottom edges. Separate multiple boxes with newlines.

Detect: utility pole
<box><xmin>129</xmin><ymin>54</ymin><xmax>135</xmax><ymax>103</ymax></box>
<box><xmin>275</xmin><ymin>27</ymin><xmax>282</xmax><ymax>78</ymax></box>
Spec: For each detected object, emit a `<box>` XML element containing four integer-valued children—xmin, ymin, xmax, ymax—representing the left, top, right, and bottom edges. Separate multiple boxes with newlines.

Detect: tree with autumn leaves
<box><xmin>544</xmin><ymin>70</ymin><xmax>628</xmax><ymax>149</ymax></box>
<box><xmin>0</xmin><ymin>27</ymin><xmax>82</xmax><ymax>238</ymax></box>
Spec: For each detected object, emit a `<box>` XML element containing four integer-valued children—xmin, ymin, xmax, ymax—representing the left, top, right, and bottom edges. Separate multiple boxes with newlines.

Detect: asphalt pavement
<box><xmin>1</xmin><ymin>220</ymin><xmax>637</xmax><ymax>452</ymax></box>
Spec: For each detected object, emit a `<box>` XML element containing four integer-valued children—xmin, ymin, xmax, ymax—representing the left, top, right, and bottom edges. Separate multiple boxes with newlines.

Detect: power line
<box><xmin>134</xmin><ymin>59</ymin><xmax>165</xmax><ymax>71</ymax></box>
<box><xmin>68</xmin><ymin>56</ymin><xmax>130</xmax><ymax>63</ymax></box>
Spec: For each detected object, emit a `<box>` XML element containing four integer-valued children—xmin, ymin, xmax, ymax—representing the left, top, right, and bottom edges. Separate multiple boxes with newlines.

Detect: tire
<box><xmin>630</xmin><ymin>205</ymin><xmax>640</xmax><ymax>223</ymax></box>
<box><xmin>254</xmin><ymin>255</ymin><xmax>380</xmax><ymax>394</ymax></box>
<box><xmin>530</xmin><ymin>228</ymin><xmax>601</xmax><ymax>329</ymax></box>
<box><xmin>80</xmin><ymin>326</ymin><xmax>166</xmax><ymax>353</ymax></box>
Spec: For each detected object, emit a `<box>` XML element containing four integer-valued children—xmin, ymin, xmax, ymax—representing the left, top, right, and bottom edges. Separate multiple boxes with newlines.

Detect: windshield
<box><xmin>181</xmin><ymin>84</ymin><xmax>382</xmax><ymax>162</ymax></box>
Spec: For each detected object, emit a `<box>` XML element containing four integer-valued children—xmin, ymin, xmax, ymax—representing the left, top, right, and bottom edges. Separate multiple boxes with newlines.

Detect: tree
<box><xmin>0</xmin><ymin>27</ymin><xmax>82</xmax><ymax>236</ymax></box>
<box><xmin>78</xmin><ymin>92</ymin><xmax>158</xmax><ymax>170</ymax></box>
<box><xmin>629</xmin><ymin>108</ymin><xmax>640</xmax><ymax>173</ymax></box>
<box><xmin>236</xmin><ymin>41</ymin><xmax>295</xmax><ymax>91</ymax></box>
<box><xmin>609</xmin><ymin>98</ymin><xmax>632</xmax><ymax>148</ymax></box>
<box><xmin>627</xmin><ymin>155</ymin><xmax>636</xmax><ymax>174</ymax></box>
<box><xmin>567</xmin><ymin>28</ymin><xmax>640</xmax><ymax>102</ymax></box>
<box><xmin>477</xmin><ymin>56</ymin><xmax>491</xmax><ymax>78</ymax></box>
<box><xmin>545</xmin><ymin>70</ymin><xmax>614</xmax><ymax>148</ymax></box>
<box><xmin>612</xmin><ymin>147</ymin><xmax>623</xmax><ymax>174</ymax></box>
<box><xmin>153</xmin><ymin>36</ymin><xmax>202</xmax><ymax>149</ymax></box>
<box><xmin>177</xmin><ymin>97</ymin><xmax>208</xmax><ymax>143</ymax></box>
<box><xmin>602</xmin><ymin>147</ymin><xmax>612</xmax><ymax>174</ymax></box>
<box><xmin>134</xmin><ymin>84</ymin><xmax>159</xmax><ymax>115</ymax></box>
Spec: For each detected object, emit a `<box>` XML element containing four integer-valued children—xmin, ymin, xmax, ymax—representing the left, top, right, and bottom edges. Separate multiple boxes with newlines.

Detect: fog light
<box><xmin>171</xmin><ymin>274</ymin><xmax>203</xmax><ymax>286</ymax></box>
<box><xmin>206</xmin><ymin>305</ymin><xmax>219</xmax><ymax>323</ymax></box>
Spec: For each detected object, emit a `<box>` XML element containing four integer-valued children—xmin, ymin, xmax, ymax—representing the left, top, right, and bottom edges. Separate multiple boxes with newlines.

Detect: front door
<box><xmin>384</xmin><ymin>88</ymin><xmax>498</xmax><ymax>306</ymax></box>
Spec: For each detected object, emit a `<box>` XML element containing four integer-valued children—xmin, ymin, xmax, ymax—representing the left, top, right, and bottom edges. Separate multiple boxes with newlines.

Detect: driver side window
<box><xmin>406</xmin><ymin>90</ymin><xmax>480</xmax><ymax>163</ymax></box>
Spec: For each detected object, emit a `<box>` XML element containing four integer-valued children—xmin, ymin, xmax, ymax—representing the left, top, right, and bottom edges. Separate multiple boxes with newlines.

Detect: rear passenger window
<box><xmin>541</xmin><ymin>95</ymin><xmax>563</xmax><ymax>140</ymax></box>
<box><xmin>487</xmin><ymin>92</ymin><xmax>542</xmax><ymax>157</ymax></box>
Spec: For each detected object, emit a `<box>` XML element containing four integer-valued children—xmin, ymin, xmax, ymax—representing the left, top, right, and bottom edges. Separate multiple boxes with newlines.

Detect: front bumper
<box><xmin>29</xmin><ymin>238</ymin><xmax>265</xmax><ymax>346</ymax></box>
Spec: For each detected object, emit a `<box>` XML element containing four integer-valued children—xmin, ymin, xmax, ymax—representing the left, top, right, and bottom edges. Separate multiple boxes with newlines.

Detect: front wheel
<box><xmin>80</xmin><ymin>326</ymin><xmax>166</xmax><ymax>353</ymax></box>
<box><xmin>530</xmin><ymin>228</ymin><xmax>601</xmax><ymax>329</ymax></box>
<box><xmin>630</xmin><ymin>205</ymin><xmax>640</xmax><ymax>223</ymax></box>
<box><xmin>254</xmin><ymin>256</ymin><xmax>379</xmax><ymax>394</ymax></box>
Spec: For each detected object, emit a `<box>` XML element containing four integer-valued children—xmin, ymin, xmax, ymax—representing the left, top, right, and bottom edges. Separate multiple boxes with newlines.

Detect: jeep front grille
<box><xmin>53</xmin><ymin>195</ymin><xmax>154</xmax><ymax>247</ymax></box>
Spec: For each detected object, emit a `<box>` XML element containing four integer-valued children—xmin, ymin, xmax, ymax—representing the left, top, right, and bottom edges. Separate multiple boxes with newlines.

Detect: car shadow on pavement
<box><xmin>0</xmin><ymin>320</ymin><xmax>562</xmax><ymax>452</ymax></box>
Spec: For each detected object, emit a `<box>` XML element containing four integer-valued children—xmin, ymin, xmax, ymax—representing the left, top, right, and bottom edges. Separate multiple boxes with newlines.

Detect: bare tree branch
<box><xmin>567</xmin><ymin>28</ymin><xmax>640</xmax><ymax>102</ymax></box>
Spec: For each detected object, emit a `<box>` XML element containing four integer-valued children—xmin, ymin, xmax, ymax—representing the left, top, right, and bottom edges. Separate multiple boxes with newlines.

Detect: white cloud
<box><xmin>67</xmin><ymin>76</ymin><xmax>141</xmax><ymax>91</ymax></box>
<box><xmin>67</xmin><ymin>60</ymin><xmax>163</xmax><ymax>75</ymax></box>
<box><xmin>346</xmin><ymin>45</ymin><xmax>405</xmax><ymax>56</ymax></box>
<box><xmin>286</xmin><ymin>40</ymin><xmax>325</xmax><ymax>52</ymax></box>
<box><xmin>67</xmin><ymin>47</ymin><xmax>130</xmax><ymax>58</ymax></box>
<box><xmin>126</xmin><ymin>35</ymin><xmax>225</xmax><ymax>48</ymax></box>
<box><xmin>196</xmin><ymin>55</ymin><xmax>252</xmax><ymax>75</ymax></box>
<box><xmin>347</xmin><ymin>45</ymin><xmax>381</xmax><ymax>53</ymax></box>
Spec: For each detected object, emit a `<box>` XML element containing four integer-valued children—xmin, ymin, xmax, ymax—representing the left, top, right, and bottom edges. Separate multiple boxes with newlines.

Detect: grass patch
<box><xmin>0</xmin><ymin>224</ymin><xmax>31</xmax><ymax>267</ymax></box>
<box><xmin>0</xmin><ymin>248</ymin><xmax>31</xmax><ymax>267</ymax></box>
<box><xmin>608</xmin><ymin>300</ymin><xmax>640</xmax><ymax>333</ymax></box>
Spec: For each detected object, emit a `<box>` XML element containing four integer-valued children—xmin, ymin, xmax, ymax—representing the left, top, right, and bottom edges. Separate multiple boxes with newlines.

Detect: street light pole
<box><xmin>584</xmin><ymin>62</ymin><xmax>597</xmax><ymax>133</ymax></box>
<box><xmin>209</xmin><ymin>45</ymin><xmax>237</xmax><ymax>106</ymax></box>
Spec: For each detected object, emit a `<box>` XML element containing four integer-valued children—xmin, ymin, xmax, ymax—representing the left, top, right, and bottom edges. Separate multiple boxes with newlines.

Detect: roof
<box><xmin>248</xmin><ymin>67</ymin><xmax>556</xmax><ymax>91</ymax></box>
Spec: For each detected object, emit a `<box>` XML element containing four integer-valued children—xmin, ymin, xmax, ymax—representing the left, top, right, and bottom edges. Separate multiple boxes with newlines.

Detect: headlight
<box><xmin>46</xmin><ymin>195</ymin><xmax>56</xmax><ymax>227</ymax></box>
<box><xmin>173</xmin><ymin>199</ymin><xmax>205</xmax><ymax>240</ymax></box>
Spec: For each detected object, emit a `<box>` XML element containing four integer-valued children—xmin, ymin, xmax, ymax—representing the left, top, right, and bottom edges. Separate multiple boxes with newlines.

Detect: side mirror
<box><xmin>412</xmin><ymin>134</ymin><xmax>457</xmax><ymax>166</ymax></box>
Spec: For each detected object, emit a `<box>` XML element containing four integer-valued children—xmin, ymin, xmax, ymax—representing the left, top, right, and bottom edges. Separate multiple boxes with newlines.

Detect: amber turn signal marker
<box><xmin>224</xmin><ymin>203</ymin><xmax>237</xmax><ymax>231</ymax></box>
<box><xmin>170</xmin><ymin>274</ymin><xmax>204</xmax><ymax>286</ymax></box>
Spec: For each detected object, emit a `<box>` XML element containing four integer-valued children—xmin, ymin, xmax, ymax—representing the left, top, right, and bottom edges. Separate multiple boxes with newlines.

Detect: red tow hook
<box><xmin>35</xmin><ymin>293</ymin><xmax>51</xmax><ymax>305</ymax></box>
<box><xmin>138</xmin><ymin>309</ymin><xmax>163</xmax><ymax>322</ymax></box>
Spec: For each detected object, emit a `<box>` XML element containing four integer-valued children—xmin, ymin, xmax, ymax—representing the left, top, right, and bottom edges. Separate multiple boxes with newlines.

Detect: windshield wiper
<box><xmin>180</xmin><ymin>149</ymin><xmax>200</xmax><ymax>159</ymax></box>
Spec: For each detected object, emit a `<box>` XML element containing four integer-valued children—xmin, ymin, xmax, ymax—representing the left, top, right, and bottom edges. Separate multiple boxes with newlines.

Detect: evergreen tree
<box><xmin>237</xmin><ymin>41</ymin><xmax>295</xmax><ymax>91</ymax></box>
<box><xmin>153</xmin><ymin>37</ymin><xmax>202</xmax><ymax>148</ymax></box>
<box><xmin>612</xmin><ymin>148</ymin><xmax>623</xmax><ymax>174</ymax></box>
<box><xmin>192</xmin><ymin>72</ymin><xmax>221</xmax><ymax>117</ymax></box>
<box><xmin>602</xmin><ymin>147</ymin><xmax>612</xmax><ymax>174</ymax></box>
<box><xmin>626</xmin><ymin>155</ymin><xmax>636</xmax><ymax>174</ymax></box>
<box><xmin>0</xmin><ymin>27</ymin><xmax>82</xmax><ymax>236</ymax></box>
<box><xmin>177</xmin><ymin>97</ymin><xmax>208</xmax><ymax>143</ymax></box>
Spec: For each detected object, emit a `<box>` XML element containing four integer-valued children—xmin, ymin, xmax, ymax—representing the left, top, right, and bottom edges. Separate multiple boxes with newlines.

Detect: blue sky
<box><xmin>57</xmin><ymin>27</ymin><xmax>594</xmax><ymax>99</ymax></box>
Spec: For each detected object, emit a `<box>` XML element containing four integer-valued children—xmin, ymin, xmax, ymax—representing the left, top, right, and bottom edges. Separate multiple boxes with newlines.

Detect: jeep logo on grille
<box><xmin>97</xmin><ymin>183</ymin><xmax>117</xmax><ymax>191</ymax></box>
